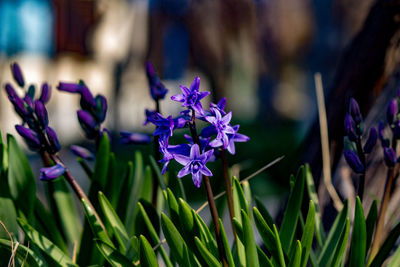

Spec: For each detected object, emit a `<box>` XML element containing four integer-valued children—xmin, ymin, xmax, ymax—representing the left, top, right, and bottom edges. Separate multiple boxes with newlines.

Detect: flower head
<box><xmin>146</xmin><ymin>61</ymin><xmax>168</xmax><ymax>101</ymax></box>
<box><xmin>205</xmin><ymin>109</ymin><xmax>236</xmax><ymax>148</ymax></box>
<box><xmin>70</xmin><ymin>145</ymin><xmax>94</xmax><ymax>160</ymax></box>
<box><xmin>344</xmin><ymin>149</ymin><xmax>364</xmax><ymax>173</ymax></box>
<box><xmin>39</xmin><ymin>83</ymin><xmax>51</xmax><ymax>103</ymax></box>
<box><xmin>171</xmin><ymin>77</ymin><xmax>210</xmax><ymax>115</ymax></box>
<box><xmin>174</xmin><ymin>144</ymin><xmax>213</xmax><ymax>187</ymax></box>
<box><xmin>11</xmin><ymin>62</ymin><xmax>25</xmax><ymax>88</ymax></box>
<box><xmin>349</xmin><ymin>98</ymin><xmax>362</xmax><ymax>125</ymax></box>
<box><xmin>15</xmin><ymin>125</ymin><xmax>41</xmax><ymax>151</ymax></box>
<box><xmin>40</xmin><ymin>164</ymin><xmax>66</xmax><ymax>181</ymax></box>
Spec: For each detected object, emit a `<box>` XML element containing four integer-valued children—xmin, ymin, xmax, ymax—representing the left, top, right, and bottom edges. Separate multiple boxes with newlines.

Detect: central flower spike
<box><xmin>174</xmin><ymin>144</ymin><xmax>214</xmax><ymax>188</ymax></box>
<box><xmin>171</xmin><ymin>77</ymin><xmax>210</xmax><ymax>115</ymax></box>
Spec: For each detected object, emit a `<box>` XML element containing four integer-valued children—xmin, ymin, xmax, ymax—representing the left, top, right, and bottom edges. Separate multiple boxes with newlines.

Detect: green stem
<box><xmin>355</xmin><ymin>137</ymin><xmax>366</xmax><ymax>201</ymax></box>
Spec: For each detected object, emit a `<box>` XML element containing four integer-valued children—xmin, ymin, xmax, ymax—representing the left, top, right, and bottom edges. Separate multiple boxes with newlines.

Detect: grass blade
<box><xmin>140</xmin><ymin>235</ymin><xmax>159</xmax><ymax>267</ymax></box>
<box><xmin>348</xmin><ymin>197</ymin><xmax>366</xmax><ymax>267</ymax></box>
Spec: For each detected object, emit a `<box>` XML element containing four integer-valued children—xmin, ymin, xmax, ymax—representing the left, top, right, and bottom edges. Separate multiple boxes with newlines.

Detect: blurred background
<box><xmin>1</xmin><ymin>0</ymin><xmax>400</xmax><ymax>219</ymax></box>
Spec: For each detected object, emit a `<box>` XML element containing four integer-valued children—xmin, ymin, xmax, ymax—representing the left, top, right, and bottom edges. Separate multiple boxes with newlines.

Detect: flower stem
<box><xmin>152</xmin><ymin>100</ymin><xmax>161</xmax><ymax>205</ymax></box>
<box><xmin>355</xmin><ymin>136</ymin><xmax>366</xmax><ymax>201</ymax></box>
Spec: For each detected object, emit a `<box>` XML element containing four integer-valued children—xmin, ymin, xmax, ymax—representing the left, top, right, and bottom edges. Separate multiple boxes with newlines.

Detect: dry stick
<box><xmin>0</xmin><ymin>221</ymin><xmax>15</xmax><ymax>267</ymax></box>
<box><xmin>152</xmin><ymin>156</ymin><xmax>284</xmax><ymax>251</ymax></box>
<box><xmin>314</xmin><ymin>73</ymin><xmax>343</xmax><ymax>211</ymax></box>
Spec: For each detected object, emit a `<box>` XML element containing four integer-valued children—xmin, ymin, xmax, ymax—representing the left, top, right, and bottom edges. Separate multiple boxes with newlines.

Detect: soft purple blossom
<box><xmin>39</xmin><ymin>83</ymin><xmax>51</xmax><ymax>103</ymax></box>
<box><xmin>46</xmin><ymin>126</ymin><xmax>61</xmax><ymax>153</ymax></box>
<box><xmin>57</xmin><ymin>82</ymin><xmax>82</xmax><ymax>93</ymax></box>
<box><xmin>146</xmin><ymin>61</ymin><xmax>168</xmax><ymax>100</ymax></box>
<box><xmin>77</xmin><ymin>110</ymin><xmax>98</xmax><ymax>139</ymax></box>
<box><xmin>386</xmin><ymin>98</ymin><xmax>398</xmax><ymax>125</ymax></box>
<box><xmin>15</xmin><ymin>125</ymin><xmax>41</xmax><ymax>151</ymax></box>
<box><xmin>11</xmin><ymin>63</ymin><xmax>25</xmax><ymax>88</ymax></box>
<box><xmin>5</xmin><ymin>83</ymin><xmax>18</xmax><ymax>99</ymax></box>
<box><xmin>384</xmin><ymin>147</ymin><xmax>396</xmax><ymax>168</ymax></box>
<box><xmin>363</xmin><ymin>127</ymin><xmax>377</xmax><ymax>153</ymax></box>
<box><xmin>144</xmin><ymin>109</ymin><xmax>165</xmax><ymax>125</ymax></box>
<box><xmin>205</xmin><ymin>109</ymin><xmax>236</xmax><ymax>148</ymax></box>
<box><xmin>34</xmin><ymin>100</ymin><xmax>49</xmax><ymax>127</ymax></box>
<box><xmin>120</xmin><ymin>132</ymin><xmax>152</xmax><ymax>145</ymax></box>
<box><xmin>209</xmin><ymin>97</ymin><xmax>227</xmax><ymax>116</ymax></box>
<box><xmin>153</xmin><ymin>115</ymin><xmax>175</xmax><ymax>138</ymax></box>
<box><xmin>344</xmin><ymin>149</ymin><xmax>364</xmax><ymax>173</ymax></box>
<box><xmin>344</xmin><ymin>113</ymin><xmax>358</xmax><ymax>141</ymax></box>
<box><xmin>349</xmin><ymin>98</ymin><xmax>362</xmax><ymax>125</ymax></box>
<box><xmin>70</xmin><ymin>145</ymin><xmax>94</xmax><ymax>160</ymax></box>
<box><xmin>40</xmin><ymin>164</ymin><xmax>66</xmax><ymax>181</ymax></box>
<box><xmin>174</xmin><ymin>144</ymin><xmax>214</xmax><ymax>187</ymax></box>
<box><xmin>171</xmin><ymin>77</ymin><xmax>210</xmax><ymax>115</ymax></box>
<box><xmin>159</xmin><ymin>137</ymin><xmax>191</xmax><ymax>174</ymax></box>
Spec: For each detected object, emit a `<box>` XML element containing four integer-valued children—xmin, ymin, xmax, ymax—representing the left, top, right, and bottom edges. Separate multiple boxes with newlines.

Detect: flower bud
<box><xmin>363</xmin><ymin>127</ymin><xmax>377</xmax><ymax>153</ymax></box>
<box><xmin>70</xmin><ymin>145</ymin><xmax>94</xmax><ymax>160</ymax></box>
<box><xmin>46</xmin><ymin>126</ymin><xmax>61</xmax><ymax>153</ymax></box>
<box><xmin>80</xmin><ymin>85</ymin><xmax>96</xmax><ymax>110</ymax></box>
<box><xmin>57</xmin><ymin>82</ymin><xmax>81</xmax><ymax>93</ymax></box>
<box><xmin>120</xmin><ymin>132</ymin><xmax>152</xmax><ymax>145</ymax></box>
<box><xmin>349</xmin><ymin>98</ymin><xmax>363</xmax><ymax>124</ymax></box>
<box><xmin>344</xmin><ymin>149</ymin><xmax>365</xmax><ymax>173</ymax></box>
<box><xmin>34</xmin><ymin>100</ymin><xmax>49</xmax><ymax>127</ymax></box>
<box><xmin>27</xmin><ymin>84</ymin><xmax>35</xmax><ymax>100</ymax></box>
<box><xmin>15</xmin><ymin>125</ymin><xmax>41</xmax><ymax>151</ymax></box>
<box><xmin>94</xmin><ymin>94</ymin><xmax>107</xmax><ymax>123</ymax></box>
<box><xmin>23</xmin><ymin>94</ymin><xmax>34</xmax><ymax>110</ymax></box>
<box><xmin>386</xmin><ymin>98</ymin><xmax>398</xmax><ymax>125</ymax></box>
<box><xmin>146</xmin><ymin>61</ymin><xmax>168</xmax><ymax>100</ymax></box>
<box><xmin>11</xmin><ymin>62</ymin><xmax>25</xmax><ymax>88</ymax></box>
<box><xmin>9</xmin><ymin>95</ymin><xmax>29</xmax><ymax>119</ymax></box>
<box><xmin>384</xmin><ymin>147</ymin><xmax>397</xmax><ymax>168</ymax></box>
<box><xmin>77</xmin><ymin>110</ymin><xmax>98</xmax><ymax>139</ymax></box>
<box><xmin>39</xmin><ymin>83</ymin><xmax>51</xmax><ymax>103</ymax></box>
<box><xmin>5</xmin><ymin>83</ymin><xmax>18</xmax><ymax>99</ymax></box>
<box><xmin>40</xmin><ymin>164</ymin><xmax>66</xmax><ymax>181</ymax></box>
<box><xmin>344</xmin><ymin>113</ymin><xmax>358</xmax><ymax>141</ymax></box>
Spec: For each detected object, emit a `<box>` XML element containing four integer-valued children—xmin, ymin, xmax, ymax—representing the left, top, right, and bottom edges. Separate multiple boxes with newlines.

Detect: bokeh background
<box><xmin>1</xmin><ymin>0</ymin><xmax>400</xmax><ymax>220</ymax></box>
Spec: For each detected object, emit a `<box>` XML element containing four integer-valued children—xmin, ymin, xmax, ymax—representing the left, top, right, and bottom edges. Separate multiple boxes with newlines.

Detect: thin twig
<box><xmin>314</xmin><ymin>73</ymin><xmax>343</xmax><ymax>211</ymax></box>
<box><xmin>1</xmin><ymin>221</ymin><xmax>14</xmax><ymax>267</ymax></box>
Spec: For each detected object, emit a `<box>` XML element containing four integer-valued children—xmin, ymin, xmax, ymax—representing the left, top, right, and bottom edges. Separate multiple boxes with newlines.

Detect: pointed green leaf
<box><xmin>349</xmin><ymin>197</ymin><xmax>366</xmax><ymax>267</ymax></box>
<box><xmin>254</xmin><ymin>197</ymin><xmax>274</xmax><ymax>229</ymax></box>
<box><xmin>257</xmin><ymin>246</ymin><xmax>273</xmax><ymax>267</ymax></box>
<box><xmin>140</xmin><ymin>166</ymin><xmax>153</xmax><ymax>202</ymax></box>
<box><xmin>232</xmin><ymin>177</ymin><xmax>247</xmax><ymax>267</ymax></box>
<box><xmin>77</xmin><ymin>157</ymin><xmax>93</xmax><ymax>178</ymax></box>
<box><xmin>149</xmin><ymin>155</ymin><xmax>167</xmax><ymax>190</ymax></box>
<box><xmin>273</xmin><ymin>224</ymin><xmax>287</xmax><ymax>267</ymax></box>
<box><xmin>365</xmin><ymin>200</ymin><xmax>378</xmax><ymax>251</ymax></box>
<box><xmin>140</xmin><ymin>235</ymin><xmax>159</xmax><ymax>267</ymax></box>
<box><xmin>370</xmin><ymin>221</ymin><xmax>400</xmax><ymax>267</ymax></box>
<box><xmin>219</xmin><ymin>219</ymin><xmax>235</xmax><ymax>267</ymax></box>
<box><xmin>167</xmin><ymin>188</ymin><xmax>180</xmax><ymax>224</ymax></box>
<box><xmin>289</xmin><ymin>240</ymin><xmax>302</xmax><ymax>267</ymax></box>
<box><xmin>95</xmin><ymin>239</ymin><xmax>134</xmax><ymax>267</ymax></box>
<box><xmin>194</xmin><ymin>237</ymin><xmax>221</xmax><ymax>267</ymax></box>
<box><xmin>193</xmin><ymin>210</ymin><xmax>218</xmax><ymax>257</ymax></box>
<box><xmin>300</xmin><ymin>201</ymin><xmax>315</xmax><ymax>267</ymax></box>
<box><xmin>99</xmin><ymin>192</ymin><xmax>129</xmax><ymax>253</ymax></box>
<box><xmin>125</xmin><ymin>236</ymin><xmax>139</xmax><ymax>262</ymax></box>
<box><xmin>242</xmin><ymin>209</ymin><xmax>259</xmax><ymax>267</ymax></box>
<box><xmin>330</xmin><ymin>218</ymin><xmax>350</xmax><ymax>267</ymax></box>
<box><xmin>388</xmin><ymin>243</ymin><xmax>400</xmax><ymax>267</ymax></box>
<box><xmin>105</xmin><ymin>153</ymin><xmax>120</xmax><ymax>208</ymax></box>
<box><xmin>17</xmin><ymin>218</ymin><xmax>77</xmax><ymax>266</ymax></box>
<box><xmin>93</xmin><ymin>133</ymin><xmax>110</xmax><ymax>188</ymax></box>
<box><xmin>317</xmin><ymin>200</ymin><xmax>349</xmax><ymax>266</ymax></box>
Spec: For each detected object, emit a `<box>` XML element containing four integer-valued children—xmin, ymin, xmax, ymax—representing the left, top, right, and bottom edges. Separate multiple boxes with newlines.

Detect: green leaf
<box><xmin>194</xmin><ymin>237</ymin><xmax>221</xmax><ymax>267</ymax></box>
<box><xmin>138</xmin><ymin>203</ymin><xmax>173</xmax><ymax>267</ymax></box>
<box><xmin>149</xmin><ymin>155</ymin><xmax>167</xmax><ymax>190</ymax></box>
<box><xmin>280</xmin><ymin>166</ymin><xmax>305</xmax><ymax>254</ymax></box>
<box><xmin>241</xmin><ymin>209</ymin><xmax>259</xmax><ymax>267</ymax></box>
<box><xmin>0</xmin><ymin>238</ymin><xmax>42</xmax><ymax>267</ymax></box>
<box><xmin>388</xmin><ymin>243</ymin><xmax>400</xmax><ymax>267</ymax></box>
<box><xmin>273</xmin><ymin>224</ymin><xmax>287</xmax><ymax>267</ymax></box>
<box><xmin>140</xmin><ymin>166</ymin><xmax>153</xmax><ymax>203</ymax></box>
<box><xmin>349</xmin><ymin>196</ymin><xmax>366</xmax><ymax>267</ymax></box>
<box><xmin>219</xmin><ymin>219</ymin><xmax>235</xmax><ymax>267</ymax></box>
<box><xmin>257</xmin><ymin>246</ymin><xmax>273</xmax><ymax>267</ymax></box>
<box><xmin>95</xmin><ymin>239</ymin><xmax>135</xmax><ymax>267</ymax></box>
<box><xmin>304</xmin><ymin>164</ymin><xmax>325</xmax><ymax>246</ymax></box>
<box><xmin>242</xmin><ymin>181</ymin><xmax>252</xmax><ymax>213</ymax></box>
<box><xmin>81</xmin><ymin>198</ymin><xmax>113</xmax><ymax>248</ymax></box>
<box><xmin>77</xmin><ymin>157</ymin><xmax>93</xmax><ymax>178</ymax></box>
<box><xmin>105</xmin><ymin>153</ymin><xmax>119</xmax><ymax>208</ymax></box>
<box><xmin>254</xmin><ymin>197</ymin><xmax>274</xmax><ymax>229</ymax></box>
<box><xmin>317</xmin><ymin>200</ymin><xmax>349</xmax><ymax>266</ymax></box>
<box><xmin>330</xmin><ymin>218</ymin><xmax>350</xmax><ymax>267</ymax></box>
<box><xmin>193</xmin><ymin>211</ymin><xmax>218</xmax><ymax>258</ymax></box>
<box><xmin>17</xmin><ymin>218</ymin><xmax>77</xmax><ymax>266</ymax></box>
<box><xmin>0</xmin><ymin>163</ymin><xmax>18</xmax><ymax>239</ymax></box>
<box><xmin>93</xmin><ymin>133</ymin><xmax>110</xmax><ymax>188</ymax></box>
<box><xmin>232</xmin><ymin>177</ymin><xmax>247</xmax><ymax>267</ymax></box>
<box><xmin>140</xmin><ymin>235</ymin><xmax>159</xmax><ymax>267</ymax></box>
<box><xmin>98</xmin><ymin>192</ymin><xmax>129</xmax><ymax>253</ymax></box>
<box><xmin>7</xmin><ymin>134</ymin><xmax>36</xmax><ymax>220</ymax></box>
<box><xmin>125</xmin><ymin>151</ymin><xmax>144</xmax><ymax>235</ymax></box>
<box><xmin>370</xmin><ymin>221</ymin><xmax>400</xmax><ymax>267</ymax></box>
<box><xmin>166</xmin><ymin>188</ymin><xmax>180</xmax><ymax>224</ymax></box>
<box><xmin>124</xmin><ymin>236</ymin><xmax>140</xmax><ymax>262</ymax></box>
<box><xmin>289</xmin><ymin>240</ymin><xmax>302</xmax><ymax>267</ymax></box>
<box><xmin>300</xmin><ymin>201</ymin><xmax>315</xmax><ymax>267</ymax></box>
<box><xmin>365</xmin><ymin>200</ymin><xmax>378</xmax><ymax>251</ymax></box>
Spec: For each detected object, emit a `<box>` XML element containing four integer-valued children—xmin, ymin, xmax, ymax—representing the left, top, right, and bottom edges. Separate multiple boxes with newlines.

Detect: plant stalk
<box><xmin>152</xmin><ymin>99</ymin><xmax>161</xmax><ymax>206</ymax></box>
<box><xmin>355</xmin><ymin>136</ymin><xmax>366</xmax><ymax>201</ymax></box>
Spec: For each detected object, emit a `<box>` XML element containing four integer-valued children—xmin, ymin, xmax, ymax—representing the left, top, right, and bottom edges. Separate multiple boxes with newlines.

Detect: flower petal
<box><xmin>200</xmin><ymin>165</ymin><xmax>213</xmax><ymax>177</ymax></box>
<box><xmin>178</xmin><ymin>165</ymin><xmax>191</xmax><ymax>178</ymax></box>
<box><xmin>190</xmin><ymin>144</ymin><xmax>201</xmax><ymax>159</ymax></box>
<box><xmin>192</xmin><ymin>172</ymin><xmax>202</xmax><ymax>188</ymax></box>
<box><xmin>171</xmin><ymin>94</ymin><xmax>185</xmax><ymax>102</ymax></box>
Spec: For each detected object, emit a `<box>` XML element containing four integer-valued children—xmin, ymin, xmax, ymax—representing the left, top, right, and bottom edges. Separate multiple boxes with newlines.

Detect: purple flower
<box><xmin>70</xmin><ymin>145</ymin><xmax>94</xmax><ymax>160</ymax></box>
<box><xmin>39</xmin><ymin>83</ymin><xmax>51</xmax><ymax>103</ymax></box>
<box><xmin>5</xmin><ymin>83</ymin><xmax>18</xmax><ymax>99</ymax></box>
<box><xmin>57</xmin><ymin>82</ymin><xmax>82</xmax><ymax>93</ymax></box>
<box><xmin>34</xmin><ymin>100</ymin><xmax>49</xmax><ymax>127</ymax></box>
<box><xmin>146</xmin><ymin>61</ymin><xmax>168</xmax><ymax>101</ymax></box>
<box><xmin>209</xmin><ymin>97</ymin><xmax>227</xmax><ymax>116</ymax></box>
<box><xmin>120</xmin><ymin>132</ymin><xmax>152</xmax><ymax>145</ymax></box>
<box><xmin>344</xmin><ymin>113</ymin><xmax>358</xmax><ymax>141</ymax></box>
<box><xmin>363</xmin><ymin>127</ymin><xmax>377</xmax><ymax>153</ymax></box>
<box><xmin>349</xmin><ymin>98</ymin><xmax>362</xmax><ymax>125</ymax></box>
<box><xmin>144</xmin><ymin>109</ymin><xmax>165</xmax><ymax>125</ymax></box>
<box><xmin>40</xmin><ymin>164</ymin><xmax>66</xmax><ymax>181</ymax></box>
<box><xmin>174</xmin><ymin>144</ymin><xmax>214</xmax><ymax>188</ymax></box>
<box><xmin>386</xmin><ymin>98</ymin><xmax>398</xmax><ymax>125</ymax></box>
<box><xmin>171</xmin><ymin>77</ymin><xmax>210</xmax><ymax>115</ymax></box>
<box><xmin>344</xmin><ymin>149</ymin><xmax>364</xmax><ymax>174</ymax></box>
<box><xmin>45</xmin><ymin>127</ymin><xmax>61</xmax><ymax>153</ymax></box>
<box><xmin>94</xmin><ymin>94</ymin><xmax>107</xmax><ymax>123</ymax></box>
<box><xmin>77</xmin><ymin>110</ymin><xmax>98</xmax><ymax>139</ymax></box>
<box><xmin>11</xmin><ymin>63</ymin><xmax>25</xmax><ymax>88</ymax></box>
<box><xmin>225</xmin><ymin>125</ymin><xmax>250</xmax><ymax>154</ymax></box>
<box><xmin>80</xmin><ymin>85</ymin><xmax>96</xmax><ymax>110</ymax></box>
<box><xmin>158</xmin><ymin>137</ymin><xmax>191</xmax><ymax>174</ymax></box>
<box><xmin>15</xmin><ymin>125</ymin><xmax>41</xmax><ymax>151</ymax></box>
<box><xmin>205</xmin><ymin>109</ymin><xmax>236</xmax><ymax>148</ymax></box>
<box><xmin>152</xmin><ymin>115</ymin><xmax>175</xmax><ymax>138</ymax></box>
<box><xmin>384</xmin><ymin>147</ymin><xmax>396</xmax><ymax>168</ymax></box>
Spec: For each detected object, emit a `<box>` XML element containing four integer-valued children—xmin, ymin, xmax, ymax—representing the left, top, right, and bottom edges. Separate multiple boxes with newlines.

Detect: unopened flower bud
<box><xmin>45</xmin><ymin>126</ymin><xmax>61</xmax><ymax>153</ymax></box>
<box><xmin>344</xmin><ymin>149</ymin><xmax>365</xmax><ymax>173</ymax></box>
<box><xmin>344</xmin><ymin>114</ymin><xmax>358</xmax><ymax>141</ymax></box>
<box><xmin>386</xmin><ymin>98</ymin><xmax>398</xmax><ymax>125</ymax></box>
<box><xmin>384</xmin><ymin>147</ymin><xmax>397</xmax><ymax>168</ymax></box>
<box><xmin>34</xmin><ymin>100</ymin><xmax>48</xmax><ymax>127</ymax></box>
<box><xmin>363</xmin><ymin>127</ymin><xmax>377</xmax><ymax>153</ymax></box>
<box><xmin>11</xmin><ymin>62</ymin><xmax>25</xmax><ymax>88</ymax></box>
<box><xmin>70</xmin><ymin>145</ymin><xmax>94</xmax><ymax>160</ymax></box>
<box><xmin>77</xmin><ymin>110</ymin><xmax>98</xmax><ymax>139</ymax></box>
<box><xmin>349</xmin><ymin>98</ymin><xmax>363</xmax><ymax>125</ymax></box>
<box><xmin>80</xmin><ymin>85</ymin><xmax>96</xmax><ymax>110</ymax></box>
<box><xmin>39</xmin><ymin>83</ymin><xmax>51</xmax><ymax>103</ymax></box>
<box><xmin>57</xmin><ymin>82</ymin><xmax>81</xmax><ymax>93</ymax></box>
<box><xmin>94</xmin><ymin>94</ymin><xmax>107</xmax><ymax>123</ymax></box>
<box><xmin>15</xmin><ymin>125</ymin><xmax>41</xmax><ymax>151</ymax></box>
<box><xmin>40</xmin><ymin>164</ymin><xmax>66</xmax><ymax>181</ymax></box>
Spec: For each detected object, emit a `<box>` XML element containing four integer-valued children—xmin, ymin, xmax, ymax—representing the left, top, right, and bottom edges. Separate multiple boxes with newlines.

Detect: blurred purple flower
<box><xmin>384</xmin><ymin>147</ymin><xmax>396</xmax><ymax>168</ymax></box>
<box><xmin>40</xmin><ymin>164</ymin><xmax>66</xmax><ymax>181</ymax></box>
<box><xmin>39</xmin><ymin>83</ymin><xmax>51</xmax><ymax>103</ymax></box>
<box><xmin>344</xmin><ymin>113</ymin><xmax>358</xmax><ymax>141</ymax></box>
<box><xmin>70</xmin><ymin>145</ymin><xmax>94</xmax><ymax>160</ymax></box>
<box><xmin>11</xmin><ymin>62</ymin><xmax>25</xmax><ymax>88</ymax></box>
<box><xmin>120</xmin><ymin>132</ymin><xmax>152</xmax><ymax>145</ymax></box>
<box><xmin>77</xmin><ymin>110</ymin><xmax>98</xmax><ymax>139</ymax></box>
<box><xmin>171</xmin><ymin>77</ymin><xmax>209</xmax><ymax>115</ymax></box>
<box><xmin>363</xmin><ymin>127</ymin><xmax>377</xmax><ymax>153</ymax></box>
<box><xmin>34</xmin><ymin>100</ymin><xmax>49</xmax><ymax>127</ymax></box>
<box><xmin>57</xmin><ymin>82</ymin><xmax>82</xmax><ymax>93</ymax></box>
<box><xmin>94</xmin><ymin>94</ymin><xmax>108</xmax><ymax>123</ymax></box>
<box><xmin>344</xmin><ymin>149</ymin><xmax>364</xmax><ymax>174</ymax></box>
<box><xmin>205</xmin><ymin>109</ymin><xmax>236</xmax><ymax>148</ymax></box>
<box><xmin>80</xmin><ymin>85</ymin><xmax>96</xmax><ymax>110</ymax></box>
<box><xmin>209</xmin><ymin>97</ymin><xmax>227</xmax><ymax>116</ymax></box>
<box><xmin>46</xmin><ymin>126</ymin><xmax>61</xmax><ymax>153</ymax></box>
<box><xmin>386</xmin><ymin>98</ymin><xmax>398</xmax><ymax>125</ymax></box>
<box><xmin>15</xmin><ymin>125</ymin><xmax>41</xmax><ymax>151</ymax></box>
<box><xmin>146</xmin><ymin>61</ymin><xmax>168</xmax><ymax>101</ymax></box>
<box><xmin>349</xmin><ymin>98</ymin><xmax>362</xmax><ymax>125</ymax></box>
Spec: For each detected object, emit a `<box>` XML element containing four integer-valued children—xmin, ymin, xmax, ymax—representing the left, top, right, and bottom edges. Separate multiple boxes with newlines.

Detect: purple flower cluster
<box><xmin>57</xmin><ymin>81</ymin><xmax>108</xmax><ymax>140</ymax></box>
<box><xmin>4</xmin><ymin>63</ymin><xmax>65</xmax><ymax>180</ymax></box>
<box><xmin>145</xmin><ymin>76</ymin><xmax>249</xmax><ymax>187</ymax></box>
<box><xmin>343</xmin><ymin>98</ymin><xmax>377</xmax><ymax>173</ymax></box>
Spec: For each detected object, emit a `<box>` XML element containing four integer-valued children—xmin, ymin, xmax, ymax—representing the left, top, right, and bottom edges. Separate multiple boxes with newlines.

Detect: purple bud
<box><xmin>344</xmin><ymin>114</ymin><xmax>358</xmax><ymax>141</ymax></box>
<box><xmin>77</xmin><ymin>110</ymin><xmax>98</xmax><ymax>139</ymax></box>
<box><xmin>386</xmin><ymin>98</ymin><xmax>398</xmax><ymax>125</ymax></box>
<box><xmin>94</xmin><ymin>94</ymin><xmax>107</xmax><ymax>123</ymax></box>
<box><xmin>146</xmin><ymin>61</ymin><xmax>168</xmax><ymax>100</ymax></box>
<box><xmin>15</xmin><ymin>125</ymin><xmax>41</xmax><ymax>151</ymax></box>
<box><xmin>120</xmin><ymin>132</ymin><xmax>152</xmax><ymax>145</ymax></box>
<box><xmin>40</xmin><ymin>164</ymin><xmax>66</xmax><ymax>181</ymax></box>
<box><xmin>70</xmin><ymin>145</ymin><xmax>94</xmax><ymax>160</ymax></box>
<box><xmin>39</xmin><ymin>83</ymin><xmax>51</xmax><ymax>103</ymax></box>
<box><xmin>349</xmin><ymin>98</ymin><xmax>363</xmax><ymax>124</ymax></box>
<box><xmin>11</xmin><ymin>63</ymin><xmax>25</xmax><ymax>88</ymax></box>
<box><xmin>9</xmin><ymin>96</ymin><xmax>29</xmax><ymax>119</ymax></box>
<box><xmin>27</xmin><ymin>84</ymin><xmax>35</xmax><ymax>100</ymax></box>
<box><xmin>23</xmin><ymin>94</ymin><xmax>34</xmax><ymax>110</ymax></box>
<box><xmin>5</xmin><ymin>83</ymin><xmax>18</xmax><ymax>99</ymax></box>
<box><xmin>57</xmin><ymin>82</ymin><xmax>81</xmax><ymax>93</ymax></box>
<box><xmin>80</xmin><ymin>85</ymin><xmax>96</xmax><ymax>110</ymax></box>
<box><xmin>34</xmin><ymin>100</ymin><xmax>49</xmax><ymax>127</ymax></box>
<box><xmin>378</xmin><ymin>121</ymin><xmax>391</xmax><ymax>147</ymax></box>
<box><xmin>344</xmin><ymin>149</ymin><xmax>365</xmax><ymax>173</ymax></box>
<box><xmin>363</xmin><ymin>127</ymin><xmax>377</xmax><ymax>153</ymax></box>
<box><xmin>46</xmin><ymin>126</ymin><xmax>61</xmax><ymax>153</ymax></box>
<box><xmin>384</xmin><ymin>147</ymin><xmax>396</xmax><ymax>167</ymax></box>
